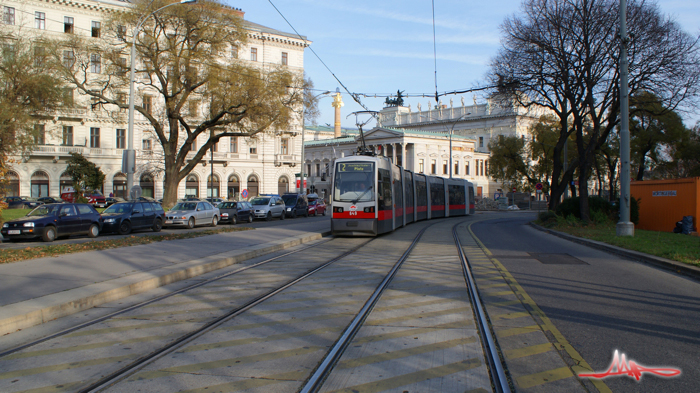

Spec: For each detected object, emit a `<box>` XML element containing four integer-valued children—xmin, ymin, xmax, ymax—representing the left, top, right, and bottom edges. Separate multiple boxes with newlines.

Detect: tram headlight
<box><xmin>364</xmin><ymin>206</ymin><xmax>375</xmax><ymax>213</ymax></box>
<box><xmin>333</xmin><ymin>206</ymin><xmax>344</xmax><ymax>213</ymax></box>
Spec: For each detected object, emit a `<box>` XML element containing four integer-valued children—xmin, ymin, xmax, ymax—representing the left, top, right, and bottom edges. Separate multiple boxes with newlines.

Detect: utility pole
<box><xmin>617</xmin><ymin>0</ymin><xmax>634</xmax><ymax>236</ymax></box>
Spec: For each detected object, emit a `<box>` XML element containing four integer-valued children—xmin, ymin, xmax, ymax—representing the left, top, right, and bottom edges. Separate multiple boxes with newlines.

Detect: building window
<box><xmin>34</xmin><ymin>46</ymin><xmax>45</xmax><ymax>67</ymax></box>
<box><xmin>485</xmin><ymin>160</ymin><xmax>489</xmax><ymax>175</ymax></box>
<box><xmin>90</xmin><ymin>93</ymin><xmax>101</xmax><ymax>111</ymax></box>
<box><xmin>230</xmin><ymin>137</ymin><xmax>238</xmax><ymax>153</ymax></box>
<box><xmin>465</xmin><ymin>161</ymin><xmax>470</xmax><ymax>176</ymax></box>
<box><xmin>90</xmin><ymin>54</ymin><xmax>101</xmax><ymax>73</ymax></box>
<box><xmin>280</xmin><ymin>138</ymin><xmax>289</xmax><ymax>155</ymax></box>
<box><xmin>431</xmin><ymin>159</ymin><xmax>436</xmax><ymax>174</ymax></box>
<box><xmin>249</xmin><ymin>143</ymin><xmax>257</xmax><ymax>154</ymax></box>
<box><xmin>443</xmin><ymin>161</ymin><xmax>448</xmax><ymax>175</ymax></box>
<box><xmin>116</xmin><ymin>57</ymin><xmax>127</xmax><ymax>76</ymax></box>
<box><xmin>62</xmin><ymin>126</ymin><xmax>73</xmax><ymax>146</ymax></box>
<box><xmin>307</xmin><ymin>164</ymin><xmax>311</xmax><ymax>178</ymax></box>
<box><xmin>419</xmin><ymin>159</ymin><xmax>424</xmax><ymax>173</ymax></box>
<box><xmin>35</xmin><ymin>12</ymin><xmax>45</xmax><ymax>30</ymax></box>
<box><xmin>64</xmin><ymin>17</ymin><xmax>74</xmax><ymax>33</ymax></box>
<box><xmin>31</xmin><ymin>171</ymin><xmax>49</xmax><ymax>198</ymax></box>
<box><xmin>185</xmin><ymin>175</ymin><xmax>199</xmax><ymax>198</ymax></box>
<box><xmin>211</xmin><ymin>140</ymin><xmax>218</xmax><ymax>152</ymax></box>
<box><xmin>90</xmin><ymin>127</ymin><xmax>100</xmax><ymax>148</ymax></box>
<box><xmin>116</xmin><ymin>129</ymin><xmax>126</xmax><ymax>149</ymax></box>
<box><xmin>479</xmin><ymin>136</ymin><xmax>484</xmax><ymax>148</ymax></box>
<box><xmin>454</xmin><ymin>162</ymin><xmax>459</xmax><ymax>175</ymax></box>
<box><xmin>92</xmin><ymin>21</ymin><xmax>101</xmax><ymax>38</ymax></box>
<box><xmin>63</xmin><ymin>50</ymin><xmax>75</xmax><ymax>68</ymax></box>
<box><xmin>143</xmin><ymin>95</ymin><xmax>152</xmax><ymax>114</ymax></box>
<box><xmin>34</xmin><ymin>124</ymin><xmax>45</xmax><ymax>145</ymax></box>
<box><xmin>281</xmin><ymin>52</ymin><xmax>288</xmax><ymax>66</ymax></box>
<box><xmin>117</xmin><ymin>25</ymin><xmax>126</xmax><ymax>40</ymax></box>
<box><xmin>191</xmin><ymin>138</ymin><xmax>197</xmax><ymax>152</ymax></box>
<box><xmin>4</xmin><ymin>7</ymin><xmax>15</xmax><ymax>25</ymax></box>
<box><xmin>188</xmin><ymin>100</ymin><xmax>198</xmax><ymax>117</ymax></box>
<box><xmin>250</xmin><ymin>47</ymin><xmax>257</xmax><ymax>62</ymax></box>
<box><xmin>480</xmin><ymin>160</ymin><xmax>484</xmax><ymax>176</ymax></box>
<box><xmin>142</xmin><ymin>139</ymin><xmax>152</xmax><ymax>150</ymax></box>
<box><xmin>316</xmin><ymin>163</ymin><xmax>321</xmax><ymax>176</ymax></box>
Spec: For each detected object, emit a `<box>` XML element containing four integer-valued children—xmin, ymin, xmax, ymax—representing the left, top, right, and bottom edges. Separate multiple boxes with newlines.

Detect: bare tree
<box><xmin>489</xmin><ymin>0</ymin><xmax>700</xmax><ymax>220</ymax></box>
<box><xmin>49</xmin><ymin>0</ymin><xmax>305</xmax><ymax>206</ymax></box>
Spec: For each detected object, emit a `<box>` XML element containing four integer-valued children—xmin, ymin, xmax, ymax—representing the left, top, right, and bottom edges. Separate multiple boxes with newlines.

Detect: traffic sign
<box><xmin>536</xmin><ymin>183</ymin><xmax>543</xmax><ymax>190</ymax></box>
<box><xmin>512</xmin><ymin>187</ymin><xmax>517</xmax><ymax>192</ymax></box>
<box><xmin>241</xmin><ymin>189</ymin><xmax>248</xmax><ymax>198</ymax></box>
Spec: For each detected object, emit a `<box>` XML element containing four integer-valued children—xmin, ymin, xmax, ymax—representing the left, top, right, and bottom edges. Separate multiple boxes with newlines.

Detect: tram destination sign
<box><xmin>339</xmin><ymin>163</ymin><xmax>373</xmax><ymax>172</ymax></box>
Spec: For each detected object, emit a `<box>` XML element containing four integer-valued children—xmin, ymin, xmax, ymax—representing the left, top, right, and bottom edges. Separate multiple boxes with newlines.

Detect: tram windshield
<box><xmin>333</xmin><ymin>162</ymin><xmax>375</xmax><ymax>202</ymax></box>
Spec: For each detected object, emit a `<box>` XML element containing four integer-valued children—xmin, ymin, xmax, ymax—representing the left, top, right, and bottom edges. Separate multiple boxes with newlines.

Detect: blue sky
<box><xmin>228</xmin><ymin>0</ymin><xmax>700</xmax><ymax>129</ymax></box>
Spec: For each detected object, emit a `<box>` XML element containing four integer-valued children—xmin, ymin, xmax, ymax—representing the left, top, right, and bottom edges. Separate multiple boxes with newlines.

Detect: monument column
<box><xmin>332</xmin><ymin>90</ymin><xmax>344</xmax><ymax>138</ymax></box>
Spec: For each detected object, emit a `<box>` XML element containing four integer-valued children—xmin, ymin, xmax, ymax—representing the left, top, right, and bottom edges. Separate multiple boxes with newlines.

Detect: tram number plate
<box><xmin>8</xmin><ymin>230</ymin><xmax>20</xmax><ymax>235</ymax></box>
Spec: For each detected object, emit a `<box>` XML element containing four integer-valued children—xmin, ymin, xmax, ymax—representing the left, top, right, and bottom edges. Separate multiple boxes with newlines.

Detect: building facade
<box><xmin>2</xmin><ymin>0</ymin><xmax>307</xmax><ymax>200</ymax></box>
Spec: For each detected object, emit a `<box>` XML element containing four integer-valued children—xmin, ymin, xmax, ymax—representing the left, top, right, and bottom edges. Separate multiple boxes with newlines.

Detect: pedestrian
<box><xmin>109</xmin><ymin>192</ymin><xmax>114</xmax><ymax>197</ymax></box>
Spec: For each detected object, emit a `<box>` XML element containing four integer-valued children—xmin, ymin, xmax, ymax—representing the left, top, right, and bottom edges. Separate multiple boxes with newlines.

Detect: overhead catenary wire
<box><xmin>432</xmin><ymin>0</ymin><xmax>439</xmax><ymax>104</ymax></box>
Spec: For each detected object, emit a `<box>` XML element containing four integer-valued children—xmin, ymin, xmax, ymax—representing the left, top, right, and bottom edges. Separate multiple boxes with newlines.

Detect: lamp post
<box><xmin>300</xmin><ymin>91</ymin><xmax>331</xmax><ymax>194</ymax></box>
<box><xmin>617</xmin><ymin>0</ymin><xmax>634</xmax><ymax>236</ymax></box>
<box><xmin>125</xmin><ymin>0</ymin><xmax>197</xmax><ymax>200</ymax></box>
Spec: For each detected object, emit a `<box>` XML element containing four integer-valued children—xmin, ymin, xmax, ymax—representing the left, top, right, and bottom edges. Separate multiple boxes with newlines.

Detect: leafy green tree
<box><xmin>50</xmin><ymin>0</ymin><xmax>305</xmax><ymax>206</ymax></box>
<box><xmin>65</xmin><ymin>153</ymin><xmax>106</xmax><ymax>202</ymax></box>
<box><xmin>655</xmin><ymin>124</ymin><xmax>700</xmax><ymax>178</ymax></box>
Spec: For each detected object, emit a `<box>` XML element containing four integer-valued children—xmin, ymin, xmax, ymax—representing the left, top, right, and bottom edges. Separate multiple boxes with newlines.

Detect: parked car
<box><xmin>101</xmin><ymin>201</ymin><xmax>166</xmax><ymax>234</ymax></box>
<box><xmin>1</xmin><ymin>203</ymin><xmax>102</xmax><ymax>242</ymax></box>
<box><xmin>281</xmin><ymin>193</ymin><xmax>308</xmax><ymax>218</ymax></box>
<box><xmin>250</xmin><ymin>196</ymin><xmax>286</xmax><ymax>221</ymax></box>
<box><xmin>164</xmin><ymin>201</ymin><xmax>220</xmax><ymax>228</ymax></box>
<box><xmin>85</xmin><ymin>190</ymin><xmax>107</xmax><ymax>208</ymax></box>
<box><xmin>218</xmin><ymin>201</ymin><xmax>253</xmax><ymax>224</ymax></box>
<box><xmin>38</xmin><ymin>196</ymin><xmax>64</xmax><ymax>204</ymax></box>
<box><xmin>105</xmin><ymin>196</ymin><xmax>126</xmax><ymax>207</ymax></box>
<box><xmin>206</xmin><ymin>197</ymin><xmax>226</xmax><ymax>206</ymax></box>
<box><xmin>308</xmin><ymin>198</ymin><xmax>327</xmax><ymax>216</ymax></box>
<box><xmin>2</xmin><ymin>196</ymin><xmax>44</xmax><ymax>209</ymax></box>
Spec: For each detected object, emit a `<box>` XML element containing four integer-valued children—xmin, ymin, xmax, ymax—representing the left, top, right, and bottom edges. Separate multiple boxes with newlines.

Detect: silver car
<box><xmin>250</xmin><ymin>196</ymin><xmax>286</xmax><ymax>221</ymax></box>
<box><xmin>164</xmin><ymin>201</ymin><xmax>220</xmax><ymax>228</ymax></box>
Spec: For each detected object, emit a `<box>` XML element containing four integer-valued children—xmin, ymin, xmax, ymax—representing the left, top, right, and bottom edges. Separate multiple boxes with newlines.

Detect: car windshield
<box><xmin>27</xmin><ymin>205</ymin><xmax>60</xmax><ymax>216</ymax></box>
<box><xmin>250</xmin><ymin>197</ymin><xmax>270</xmax><ymax>206</ymax></box>
<box><xmin>88</xmin><ymin>190</ymin><xmax>103</xmax><ymax>196</ymax></box>
<box><xmin>103</xmin><ymin>203</ymin><xmax>133</xmax><ymax>214</ymax></box>
<box><xmin>24</xmin><ymin>197</ymin><xmax>41</xmax><ymax>202</ymax></box>
<box><xmin>172</xmin><ymin>202</ymin><xmax>197</xmax><ymax>211</ymax></box>
<box><xmin>282</xmin><ymin>196</ymin><xmax>297</xmax><ymax>205</ymax></box>
<box><xmin>308</xmin><ymin>200</ymin><xmax>317</xmax><ymax>206</ymax></box>
<box><xmin>219</xmin><ymin>202</ymin><xmax>236</xmax><ymax>209</ymax></box>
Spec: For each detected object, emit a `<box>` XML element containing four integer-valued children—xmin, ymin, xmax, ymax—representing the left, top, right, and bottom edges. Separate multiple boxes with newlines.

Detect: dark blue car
<box><xmin>1</xmin><ymin>203</ymin><xmax>102</xmax><ymax>242</ymax></box>
<box><xmin>100</xmin><ymin>201</ymin><xmax>165</xmax><ymax>235</ymax></box>
<box><xmin>217</xmin><ymin>201</ymin><xmax>253</xmax><ymax>224</ymax></box>
<box><xmin>3</xmin><ymin>196</ymin><xmax>44</xmax><ymax>209</ymax></box>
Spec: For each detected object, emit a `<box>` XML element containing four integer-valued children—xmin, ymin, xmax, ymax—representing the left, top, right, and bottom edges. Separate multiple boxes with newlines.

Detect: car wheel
<box><xmin>152</xmin><ymin>219</ymin><xmax>163</xmax><ymax>232</ymax></box>
<box><xmin>305</xmin><ymin>209</ymin><xmax>309</xmax><ymax>218</ymax></box>
<box><xmin>42</xmin><ymin>226</ymin><xmax>56</xmax><ymax>242</ymax></box>
<box><xmin>211</xmin><ymin>216</ymin><xmax>218</xmax><ymax>227</ymax></box>
<box><xmin>88</xmin><ymin>223</ymin><xmax>99</xmax><ymax>238</ymax></box>
<box><xmin>248</xmin><ymin>214</ymin><xmax>253</xmax><ymax>223</ymax></box>
<box><xmin>280</xmin><ymin>211</ymin><xmax>285</xmax><ymax>220</ymax></box>
<box><xmin>118</xmin><ymin>220</ymin><xmax>132</xmax><ymax>235</ymax></box>
<box><xmin>187</xmin><ymin>217</ymin><xmax>195</xmax><ymax>229</ymax></box>
<box><xmin>266</xmin><ymin>212</ymin><xmax>272</xmax><ymax>221</ymax></box>
<box><xmin>232</xmin><ymin>215</ymin><xmax>238</xmax><ymax>225</ymax></box>
<box><xmin>322</xmin><ymin>209</ymin><xmax>326</xmax><ymax>216</ymax></box>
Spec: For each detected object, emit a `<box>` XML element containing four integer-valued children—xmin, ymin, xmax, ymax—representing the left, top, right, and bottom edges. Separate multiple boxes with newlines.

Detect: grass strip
<box><xmin>543</xmin><ymin>222</ymin><xmax>700</xmax><ymax>267</ymax></box>
<box><xmin>0</xmin><ymin>226</ymin><xmax>253</xmax><ymax>265</ymax></box>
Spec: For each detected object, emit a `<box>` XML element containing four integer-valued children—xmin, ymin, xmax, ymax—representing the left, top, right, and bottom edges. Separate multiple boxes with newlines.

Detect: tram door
<box><xmin>404</xmin><ymin>170</ymin><xmax>414</xmax><ymax>224</ymax></box>
<box><xmin>392</xmin><ymin>166</ymin><xmax>403</xmax><ymax>229</ymax></box>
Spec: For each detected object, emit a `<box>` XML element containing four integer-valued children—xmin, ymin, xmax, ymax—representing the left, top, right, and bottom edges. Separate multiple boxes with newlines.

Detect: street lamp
<box><xmin>125</xmin><ymin>0</ymin><xmax>197</xmax><ymax>200</ymax></box>
<box><xmin>300</xmin><ymin>90</ymin><xmax>331</xmax><ymax>194</ymax></box>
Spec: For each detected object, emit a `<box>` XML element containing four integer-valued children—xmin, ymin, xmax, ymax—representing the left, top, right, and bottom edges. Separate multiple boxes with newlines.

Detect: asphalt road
<box><xmin>471</xmin><ymin>213</ymin><xmax>700</xmax><ymax>393</ymax></box>
<box><xmin>0</xmin><ymin>213</ymin><xmax>331</xmax><ymax>250</ymax></box>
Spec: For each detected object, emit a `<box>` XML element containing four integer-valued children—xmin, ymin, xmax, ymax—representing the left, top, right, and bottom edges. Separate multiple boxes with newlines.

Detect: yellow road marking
<box><xmin>327</xmin><ymin>358</ymin><xmax>483</xmax><ymax>393</ymax></box>
<box><xmin>516</xmin><ymin>366</ymin><xmax>574</xmax><ymax>389</ymax></box>
<box><xmin>467</xmin><ymin>222</ymin><xmax>612</xmax><ymax>393</ymax></box>
<box><xmin>496</xmin><ymin>325</ymin><xmax>543</xmax><ymax>338</ymax></box>
<box><xmin>0</xmin><ymin>355</ymin><xmax>133</xmax><ymax>380</ymax></box>
<box><xmin>489</xmin><ymin>311</ymin><xmax>531</xmax><ymax>321</ymax></box>
<box><xmin>364</xmin><ymin>306</ymin><xmax>472</xmax><ymax>326</ymax></box>
<box><xmin>176</xmin><ymin>371</ymin><xmax>307</xmax><ymax>393</ymax></box>
<box><xmin>180</xmin><ymin>326</ymin><xmax>343</xmax><ymax>352</ymax></box>
<box><xmin>504</xmin><ymin>343</ymin><xmax>554</xmax><ymax>359</ymax></box>
<box><xmin>337</xmin><ymin>337</ymin><xmax>478</xmax><ymax>369</ymax></box>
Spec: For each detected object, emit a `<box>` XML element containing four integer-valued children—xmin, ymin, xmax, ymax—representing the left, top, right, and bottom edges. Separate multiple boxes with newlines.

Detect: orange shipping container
<box><xmin>630</xmin><ymin>177</ymin><xmax>699</xmax><ymax>233</ymax></box>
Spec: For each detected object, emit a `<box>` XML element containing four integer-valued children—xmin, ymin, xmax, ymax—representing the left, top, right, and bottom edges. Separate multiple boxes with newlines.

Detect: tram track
<box><xmin>0</xmin><ymin>219</ymin><xmax>513</xmax><ymax>393</ymax></box>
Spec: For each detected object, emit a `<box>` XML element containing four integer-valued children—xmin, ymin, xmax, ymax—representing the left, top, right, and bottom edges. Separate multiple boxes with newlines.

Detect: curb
<box><xmin>530</xmin><ymin>223</ymin><xmax>700</xmax><ymax>280</ymax></box>
<box><xmin>0</xmin><ymin>230</ymin><xmax>332</xmax><ymax>336</ymax></box>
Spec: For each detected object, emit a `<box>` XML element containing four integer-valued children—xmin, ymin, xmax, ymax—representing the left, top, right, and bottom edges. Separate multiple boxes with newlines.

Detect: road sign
<box><xmin>241</xmin><ymin>189</ymin><xmax>248</xmax><ymax>198</ymax></box>
<box><xmin>512</xmin><ymin>187</ymin><xmax>517</xmax><ymax>192</ymax></box>
<box><xmin>130</xmin><ymin>185</ymin><xmax>142</xmax><ymax>201</ymax></box>
<box><xmin>536</xmin><ymin>183</ymin><xmax>543</xmax><ymax>190</ymax></box>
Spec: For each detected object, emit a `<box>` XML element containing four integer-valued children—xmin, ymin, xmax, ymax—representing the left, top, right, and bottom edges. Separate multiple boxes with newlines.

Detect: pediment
<box><xmin>362</xmin><ymin>127</ymin><xmax>404</xmax><ymax>140</ymax></box>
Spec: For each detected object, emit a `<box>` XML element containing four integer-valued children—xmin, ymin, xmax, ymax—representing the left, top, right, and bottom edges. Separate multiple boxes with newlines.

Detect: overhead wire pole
<box><xmin>617</xmin><ymin>0</ymin><xmax>634</xmax><ymax>236</ymax></box>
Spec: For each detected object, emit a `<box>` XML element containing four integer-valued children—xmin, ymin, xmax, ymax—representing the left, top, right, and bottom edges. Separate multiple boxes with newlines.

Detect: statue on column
<box><xmin>417</xmin><ymin>102</ymin><xmax>421</xmax><ymax>111</ymax></box>
<box><xmin>461</xmin><ymin>96</ymin><xmax>465</xmax><ymax>107</ymax></box>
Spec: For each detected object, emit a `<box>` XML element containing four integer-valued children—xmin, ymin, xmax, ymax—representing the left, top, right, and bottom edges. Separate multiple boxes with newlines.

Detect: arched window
<box><xmin>139</xmin><ymin>173</ymin><xmax>154</xmax><ymax>198</ymax></box>
<box><xmin>247</xmin><ymin>175</ymin><xmax>258</xmax><ymax>198</ymax></box>
<box><xmin>113</xmin><ymin>173</ymin><xmax>127</xmax><ymax>198</ymax></box>
<box><xmin>207</xmin><ymin>174</ymin><xmax>220</xmax><ymax>198</ymax></box>
<box><xmin>227</xmin><ymin>175</ymin><xmax>239</xmax><ymax>200</ymax></box>
<box><xmin>31</xmin><ymin>171</ymin><xmax>49</xmax><ymax>197</ymax></box>
<box><xmin>4</xmin><ymin>171</ymin><xmax>19</xmax><ymax>196</ymax></box>
<box><xmin>59</xmin><ymin>172</ymin><xmax>73</xmax><ymax>195</ymax></box>
<box><xmin>278</xmin><ymin>176</ymin><xmax>289</xmax><ymax>195</ymax></box>
<box><xmin>185</xmin><ymin>174</ymin><xmax>199</xmax><ymax>198</ymax></box>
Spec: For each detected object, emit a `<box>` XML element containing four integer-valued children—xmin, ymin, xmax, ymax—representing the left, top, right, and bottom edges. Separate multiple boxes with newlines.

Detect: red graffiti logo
<box><xmin>579</xmin><ymin>350</ymin><xmax>681</xmax><ymax>381</ymax></box>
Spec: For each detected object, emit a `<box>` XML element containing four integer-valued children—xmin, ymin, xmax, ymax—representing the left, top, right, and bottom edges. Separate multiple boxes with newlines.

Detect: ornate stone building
<box><xmin>2</xmin><ymin>0</ymin><xmax>307</xmax><ymax>200</ymax></box>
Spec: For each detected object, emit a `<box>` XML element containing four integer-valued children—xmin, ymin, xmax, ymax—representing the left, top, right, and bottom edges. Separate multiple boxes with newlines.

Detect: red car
<box><xmin>308</xmin><ymin>198</ymin><xmax>326</xmax><ymax>216</ymax></box>
<box><xmin>61</xmin><ymin>187</ymin><xmax>107</xmax><ymax>208</ymax></box>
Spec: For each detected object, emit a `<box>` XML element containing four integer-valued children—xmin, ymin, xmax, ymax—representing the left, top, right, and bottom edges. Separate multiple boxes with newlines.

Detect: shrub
<box><xmin>555</xmin><ymin>196</ymin><xmax>613</xmax><ymax>220</ymax></box>
<box><xmin>537</xmin><ymin>210</ymin><xmax>558</xmax><ymax>227</ymax></box>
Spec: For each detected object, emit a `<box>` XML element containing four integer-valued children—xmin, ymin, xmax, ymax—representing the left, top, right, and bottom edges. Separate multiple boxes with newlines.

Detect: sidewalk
<box><xmin>0</xmin><ymin>226</ymin><xmax>330</xmax><ymax>336</ymax></box>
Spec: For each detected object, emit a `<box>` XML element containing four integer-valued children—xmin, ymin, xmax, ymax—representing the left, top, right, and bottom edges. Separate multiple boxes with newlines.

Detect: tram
<box><xmin>331</xmin><ymin>155</ymin><xmax>476</xmax><ymax>236</ymax></box>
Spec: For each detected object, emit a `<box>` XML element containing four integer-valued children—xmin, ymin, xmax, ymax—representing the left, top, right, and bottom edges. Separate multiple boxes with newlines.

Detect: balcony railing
<box><xmin>30</xmin><ymin>145</ymin><xmax>121</xmax><ymax>158</ymax></box>
<box><xmin>274</xmin><ymin>154</ymin><xmax>299</xmax><ymax>166</ymax></box>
